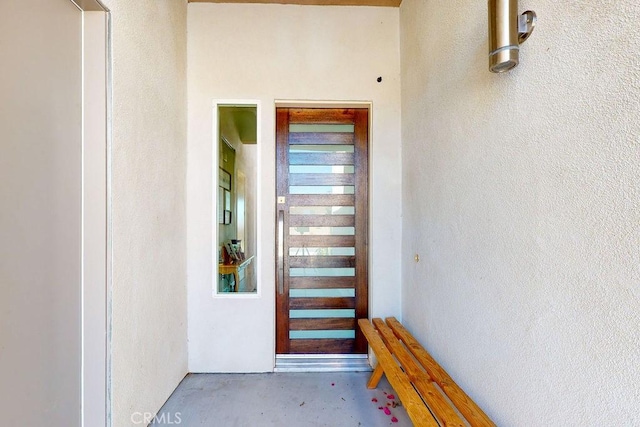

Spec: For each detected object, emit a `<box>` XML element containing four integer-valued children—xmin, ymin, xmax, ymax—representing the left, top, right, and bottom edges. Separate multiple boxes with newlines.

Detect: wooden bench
<box><xmin>358</xmin><ymin>317</ymin><xmax>495</xmax><ymax>427</ymax></box>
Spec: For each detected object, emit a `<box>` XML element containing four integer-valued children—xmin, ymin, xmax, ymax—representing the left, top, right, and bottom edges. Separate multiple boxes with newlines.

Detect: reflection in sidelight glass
<box><xmin>217</xmin><ymin>105</ymin><xmax>258</xmax><ymax>293</ymax></box>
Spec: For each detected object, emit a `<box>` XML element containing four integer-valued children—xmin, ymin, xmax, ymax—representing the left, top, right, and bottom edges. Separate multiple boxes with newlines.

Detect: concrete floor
<box><xmin>152</xmin><ymin>372</ymin><xmax>413</xmax><ymax>426</ymax></box>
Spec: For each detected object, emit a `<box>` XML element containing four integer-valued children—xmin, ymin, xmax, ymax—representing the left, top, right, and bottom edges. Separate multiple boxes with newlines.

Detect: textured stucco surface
<box><xmin>400</xmin><ymin>0</ymin><xmax>640</xmax><ymax>425</ymax></box>
<box><xmin>103</xmin><ymin>0</ymin><xmax>189</xmax><ymax>425</ymax></box>
<box><xmin>187</xmin><ymin>4</ymin><xmax>401</xmax><ymax>372</ymax></box>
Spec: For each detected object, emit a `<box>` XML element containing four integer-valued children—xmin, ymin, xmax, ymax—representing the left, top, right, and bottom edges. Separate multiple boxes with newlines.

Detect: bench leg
<box><xmin>366</xmin><ymin>364</ymin><xmax>385</xmax><ymax>389</ymax></box>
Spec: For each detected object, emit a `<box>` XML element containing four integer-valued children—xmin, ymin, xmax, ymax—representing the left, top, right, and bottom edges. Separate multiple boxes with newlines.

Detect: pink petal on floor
<box><xmin>378</xmin><ymin>406</ymin><xmax>383</xmax><ymax>410</ymax></box>
<box><xmin>383</xmin><ymin>407</ymin><xmax>391</xmax><ymax>416</ymax></box>
<box><xmin>391</xmin><ymin>416</ymin><xmax>399</xmax><ymax>423</ymax></box>
<box><xmin>387</xmin><ymin>394</ymin><xmax>395</xmax><ymax>399</ymax></box>
<box><xmin>371</xmin><ymin>398</ymin><xmax>378</xmax><ymax>402</ymax></box>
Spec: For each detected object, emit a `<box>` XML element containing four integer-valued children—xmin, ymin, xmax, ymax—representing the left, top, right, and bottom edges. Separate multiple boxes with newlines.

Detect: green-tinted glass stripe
<box><xmin>290</xmin><ymin>206</ymin><xmax>355</xmax><ymax>215</ymax></box>
<box><xmin>290</xmin><ymin>268</ymin><xmax>355</xmax><ymax>277</ymax></box>
<box><xmin>289</xmin><ymin>330</ymin><xmax>355</xmax><ymax>339</ymax></box>
<box><xmin>290</xmin><ymin>288</ymin><xmax>355</xmax><ymax>298</ymax></box>
<box><xmin>289</xmin><ymin>226</ymin><xmax>355</xmax><ymax>236</ymax></box>
<box><xmin>289</xmin><ymin>247</ymin><xmax>356</xmax><ymax>256</ymax></box>
<box><xmin>289</xmin><ymin>165</ymin><xmax>355</xmax><ymax>174</ymax></box>
<box><xmin>290</xmin><ymin>145</ymin><xmax>354</xmax><ymax>154</ymax></box>
<box><xmin>289</xmin><ymin>309</ymin><xmax>355</xmax><ymax>319</ymax></box>
<box><xmin>289</xmin><ymin>185</ymin><xmax>355</xmax><ymax>195</ymax></box>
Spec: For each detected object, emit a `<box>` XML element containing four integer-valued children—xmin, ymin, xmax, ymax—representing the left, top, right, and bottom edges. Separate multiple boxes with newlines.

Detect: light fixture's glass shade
<box><xmin>490</xmin><ymin>47</ymin><xmax>519</xmax><ymax>73</ymax></box>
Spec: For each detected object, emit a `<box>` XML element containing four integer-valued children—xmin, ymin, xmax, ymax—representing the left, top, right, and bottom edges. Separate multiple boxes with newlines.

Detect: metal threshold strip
<box><xmin>275</xmin><ymin>354</ymin><xmax>372</xmax><ymax>373</ymax></box>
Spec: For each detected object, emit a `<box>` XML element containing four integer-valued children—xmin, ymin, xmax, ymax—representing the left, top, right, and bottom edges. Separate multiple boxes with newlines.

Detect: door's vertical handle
<box><xmin>277</xmin><ymin>209</ymin><xmax>284</xmax><ymax>295</ymax></box>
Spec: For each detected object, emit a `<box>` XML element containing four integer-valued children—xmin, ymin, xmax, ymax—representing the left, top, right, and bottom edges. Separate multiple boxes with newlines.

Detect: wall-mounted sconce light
<box><xmin>488</xmin><ymin>0</ymin><xmax>537</xmax><ymax>73</ymax></box>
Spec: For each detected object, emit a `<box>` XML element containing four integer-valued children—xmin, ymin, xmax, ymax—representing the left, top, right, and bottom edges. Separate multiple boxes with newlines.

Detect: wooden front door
<box><xmin>276</xmin><ymin>108</ymin><xmax>369</xmax><ymax>354</ymax></box>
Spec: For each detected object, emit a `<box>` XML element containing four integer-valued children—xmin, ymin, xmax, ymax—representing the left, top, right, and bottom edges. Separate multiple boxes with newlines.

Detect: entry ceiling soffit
<box><xmin>189</xmin><ymin>0</ymin><xmax>401</xmax><ymax>7</ymax></box>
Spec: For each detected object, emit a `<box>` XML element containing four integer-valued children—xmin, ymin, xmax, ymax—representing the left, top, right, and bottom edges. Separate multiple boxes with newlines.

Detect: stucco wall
<box><xmin>103</xmin><ymin>0</ymin><xmax>189</xmax><ymax>425</ymax></box>
<box><xmin>187</xmin><ymin>4</ymin><xmax>401</xmax><ymax>372</ymax></box>
<box><xmin>1</xmin><ymin>2</ymin><xmax>82</xmax><ymax>425</ymax></box>
<box><xmin>400</xmin><ymin>0</ymin><xmax>640</xmax><ymax>425</ymax></box>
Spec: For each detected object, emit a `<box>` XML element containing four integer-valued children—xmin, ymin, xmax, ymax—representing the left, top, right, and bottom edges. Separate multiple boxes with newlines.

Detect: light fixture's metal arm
<box><xmin>518</xmin><ymin>10</ymin><xmax>537</xmax><ymax>44</ymax></box>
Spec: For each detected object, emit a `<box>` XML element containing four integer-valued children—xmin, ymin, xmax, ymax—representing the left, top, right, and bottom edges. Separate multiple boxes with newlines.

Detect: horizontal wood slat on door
<box><xmin>289</xmin><ymin>132</ymin><xmax>354</xmax><ymax>145</ymax></box>
<box><xmin>289</xmin><ymin>235</ymin><xmax>356</xmax><ymax>247</ymax></box>
<box><xmin>289</xmin><ymin>318</ymin><xmax>356</xmax><ymax>331</ymax></box>
<box><xmin>290</xmin><ymin>339</ymin><xmax>355</xmax><ymax>354</ymax></box>
<box><xmin>289</xmin><ymin>152</ymin><xmax>354</xmax><ymax>166</ymax></box>
<box><xmin>290</xmin><ymin>297</ymin><xmax>355</xmax><ymax>309</ymax></box>
<box><xmin>290</xmin><ymin>214</ymin><xmax>354</xmax><ymax>227</ymax></box>
<box><xmin>289</xmin><ymin>256</ymin><xmax>355</xmax><ymax>268</ymax></box>
<box><xmin>289</xmin><ymin>194</ymin><xmax>355</xmax><ymax>207</ymax></box>
<box><xmin>289</xmin><ymin>109</ymin><xmax>356</xmax><ymax>124</ymax></box>
<box><xmin>290</xmin><ymin>276</ymin><xmax>356</xmax><ymax>289</ymax></box>
<box><xmin>289</xmin><ymin>174</ymin><xmax>355</xmax><ymax>186</ymax></box>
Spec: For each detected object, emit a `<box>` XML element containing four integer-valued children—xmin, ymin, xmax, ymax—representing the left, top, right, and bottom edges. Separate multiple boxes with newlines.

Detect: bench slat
<box><xmin>385</xmin><ymin>317</ymin><xmax>496</xmax><ymax>427</ymax></box>
<box><xmin>372</xmin><ymin>318</ymin><xmax>467</xmax><ymax>427</ymax></box>
<box><xmin>358</xmin><ymin>319</ymin><xmax>439</xmax><ymax>427</ymax></box>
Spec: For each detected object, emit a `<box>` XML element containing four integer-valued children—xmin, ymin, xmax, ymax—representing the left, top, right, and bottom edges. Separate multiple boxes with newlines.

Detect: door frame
<box><xmin>71</xmin><ymin>1</ymin><xmax>111</xmax><ymax>426</ymax></box>
<box><xmin>273</xmin><ymin>101</ymin><xmax>373</xmax><ymax>361</ymax></box>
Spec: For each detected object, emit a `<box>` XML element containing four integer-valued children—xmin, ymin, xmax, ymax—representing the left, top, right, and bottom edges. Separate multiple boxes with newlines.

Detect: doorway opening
<box><xmin>275</xmin><ymin>107</ymin><xmax>370</xmax><ymax>371</ymax></box>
